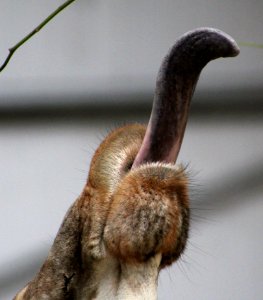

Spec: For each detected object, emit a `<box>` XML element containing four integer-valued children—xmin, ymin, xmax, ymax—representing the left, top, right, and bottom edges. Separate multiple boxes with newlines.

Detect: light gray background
<box><xmin>0</xmin><ymin>1</ymin><xmax>262</xmax><ymax>299</ymax></box>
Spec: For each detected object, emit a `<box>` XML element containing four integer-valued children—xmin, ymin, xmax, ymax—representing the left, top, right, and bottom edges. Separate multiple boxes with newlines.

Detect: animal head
<box><xmin>14</xmin><ymin>28</ymin><xmax>239</xmax><ymax>300</ymax></box>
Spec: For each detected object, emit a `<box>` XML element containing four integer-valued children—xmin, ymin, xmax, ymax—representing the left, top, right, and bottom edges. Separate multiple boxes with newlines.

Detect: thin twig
<box><xmin>238</xmin><ymin>41</ymin><xmax>263</xmax><ymax>49</ymax></box>
<box><xmin>0</xmin><ymin>0</ymin><xmax>77</xmax><ymax>73</ymax></box>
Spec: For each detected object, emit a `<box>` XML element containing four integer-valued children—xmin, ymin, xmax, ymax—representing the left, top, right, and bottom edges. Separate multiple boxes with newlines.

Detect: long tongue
<box><xmin>132</xmin><ymin>28</ymin><xmax>239</xmax><ymax>168</ymax></box>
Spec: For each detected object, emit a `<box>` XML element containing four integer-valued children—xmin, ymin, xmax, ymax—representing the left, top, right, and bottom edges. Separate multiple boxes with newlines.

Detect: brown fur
<box><xmin>104</xmin><ymin>163</ymin><xmax>189</xmax><ymax>267</ymax></box>
<box><xmin>14</xmin><ymin>124</ymin><xmax>189</xmax><ymax>299</ymax></box>
<box><xmin>14</xmin><ymin>27</ymin><xmax>239</xmax><ymax>300</ymax></box>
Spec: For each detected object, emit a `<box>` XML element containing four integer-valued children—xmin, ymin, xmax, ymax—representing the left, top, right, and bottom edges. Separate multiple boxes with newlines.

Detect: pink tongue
<box><xmin>132</xmin><ymin>28</ymin><xmax>239</xmax><ymax>168</ymax></box>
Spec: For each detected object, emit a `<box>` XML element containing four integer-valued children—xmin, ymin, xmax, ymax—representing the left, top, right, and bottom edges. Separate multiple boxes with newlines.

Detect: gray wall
<box><xmin>0</xmin><ymin>1</ymin><xmax>262</xmax><ymax>299</ymax></box>
<box><xmin>0</xmin><ymin>0</ymin><xmax>262</xmax><ymax>104</ymax></box>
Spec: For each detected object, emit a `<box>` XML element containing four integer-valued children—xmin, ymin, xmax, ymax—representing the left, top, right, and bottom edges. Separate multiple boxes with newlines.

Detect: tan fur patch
<box><xmin>14</xmin><ymin>285</ymin><xmax>28</xmax><ymax>300</ymax></box>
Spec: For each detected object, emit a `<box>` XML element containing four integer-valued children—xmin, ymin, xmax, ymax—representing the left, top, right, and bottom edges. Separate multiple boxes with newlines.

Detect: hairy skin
<box><xmin>14</xmin><ymin>28</ymin><xmax>239</xmax><ymax>300</ymax></box>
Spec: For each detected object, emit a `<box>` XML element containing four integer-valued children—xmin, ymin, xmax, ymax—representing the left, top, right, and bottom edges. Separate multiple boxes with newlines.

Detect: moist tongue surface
<box><xmin>132</xmin><ymin>28</ymin><xmax>239</xmax><ymax>168</ymax></box>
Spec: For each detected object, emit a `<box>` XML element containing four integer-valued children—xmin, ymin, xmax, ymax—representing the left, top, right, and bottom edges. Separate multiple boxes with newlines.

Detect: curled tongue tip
<box><xmin>185</xmin><ymin>27</ymin><xmax>240</xmax><ymax>58</ymax></box>
<box><xmin>132</xmin><ymin>28</ymin><xmax>239</xmax><ymax>169</ymax></box>
<box><xmin>218</xmin><ymin>32</ymin><xmax>240</xmax><ymax>57</ymax></box>
<box><xmin>205</xmin><ymin>27</ymin><xmax>240</xmax><ymax>55</ymax></box>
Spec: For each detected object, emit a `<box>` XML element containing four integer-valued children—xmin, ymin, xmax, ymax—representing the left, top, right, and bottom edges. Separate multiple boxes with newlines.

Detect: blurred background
<box><xmin>0</xmin><ymin>0</ymin><xmax>262</xmax><ymax>299</ymax></box>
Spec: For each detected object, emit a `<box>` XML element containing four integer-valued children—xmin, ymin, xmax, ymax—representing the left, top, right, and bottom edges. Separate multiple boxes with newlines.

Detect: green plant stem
<box><xmin>0</xmin><ymin>0</ymin><xmax>77</xmax><ymax>73</ymax></box>
<box><xmin>238</xmin><ymin>42</ymin><xmax>263</xmax><ymax>49</ymax></box>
